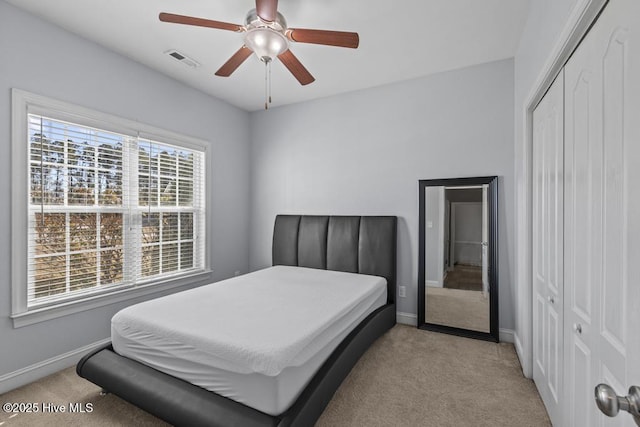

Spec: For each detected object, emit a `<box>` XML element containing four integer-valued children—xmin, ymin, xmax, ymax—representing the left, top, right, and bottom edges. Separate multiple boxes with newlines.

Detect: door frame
<box><xmin>517</xmin><ymin>0</ymin><xmax>608</xmax><ymax>377</ymax></box>
<box><xmin>437</xmin><ymin>187</ymin><xmax>445</xmax><ymax>286</ymax></box>
<box><xmin>482</xmin><ymin>186</ymin><xmax>489</xmax><ymax>297</ymax></box>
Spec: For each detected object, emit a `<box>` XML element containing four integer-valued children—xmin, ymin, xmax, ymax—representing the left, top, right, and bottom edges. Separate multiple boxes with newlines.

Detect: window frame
<box><xmin>11</xmin><ymin>89</ymin><xmax>212</xmax><ymax>327</ymax></box>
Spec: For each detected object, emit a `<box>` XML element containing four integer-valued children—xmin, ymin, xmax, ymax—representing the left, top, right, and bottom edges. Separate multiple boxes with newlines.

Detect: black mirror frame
<box><xmin>417</xmin><ymin>176</ymin><xmax>499</xmax><ymax>342</ymax></box>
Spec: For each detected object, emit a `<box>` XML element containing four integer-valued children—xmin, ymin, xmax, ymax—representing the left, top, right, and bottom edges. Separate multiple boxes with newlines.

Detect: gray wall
<box><xmin>0</xmin><ymin>1</ymin><xmax>251</xmax><ymax>377</ymax></box>
<box><xmin>513</xmin><ymin>0</ymin><xmax>577</xmax><ymax>354</ymax></box>
<box><xmin>249</xmin><ymin>59</ymin><xmax>515</xmax><ymax>329</ymax></box>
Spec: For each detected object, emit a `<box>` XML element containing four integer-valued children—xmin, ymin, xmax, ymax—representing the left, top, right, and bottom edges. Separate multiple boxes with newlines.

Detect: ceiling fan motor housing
<box><xmin>243</xmin><ymin>8</ymin><xmax>289</xmax><ymax>61</ymax></box>
<box><xmin>159</xmin><ymin>1</ymin><xmax>358</xmax><ymax>86</ymax></box>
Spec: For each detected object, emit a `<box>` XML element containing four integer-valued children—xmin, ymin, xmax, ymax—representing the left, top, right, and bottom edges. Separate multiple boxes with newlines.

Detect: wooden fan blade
<box><xmin>255</xmin><ymin>0</ymin><xmax>278</xmax><ymax>22</ymax></box>
<box><xmin>287</xmin><ymin>28</ymin><xmax>359</xmax><ymax>49</ymax></box>
<box><xmin>215</xmin><ymin>46</ymin><xmax>253</xmax><ymax>77</ymax></box>
<box><xmin>159</xmin><ymin>12</ymin><xmax>243</xmax><ymax>32</ymax></box>
<box><xmin>278</xmin><ymin>50</ymin><xmax>315</xmax><ymax>85</ymax></box>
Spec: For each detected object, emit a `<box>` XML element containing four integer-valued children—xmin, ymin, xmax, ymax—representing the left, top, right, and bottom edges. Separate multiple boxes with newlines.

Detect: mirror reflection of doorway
<box><xmin>425</xmin><ymin>186</ymin><xmax>489</xmax><ymax>333</ymax></box>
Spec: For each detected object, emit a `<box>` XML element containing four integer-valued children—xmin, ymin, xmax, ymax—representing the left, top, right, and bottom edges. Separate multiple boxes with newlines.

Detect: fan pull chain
<box><xmin>268</xmin><ymin>59</ymin><xmax>272</xmax><ymax>105</ymax></box>
<box><xmin>264</xmin><ymin>60</ymin><xmax>268</xmax><ymax>110</ymax></box>
<box><xmin>264</xmin><ymin>59</ymin><xmax>273</xmax><ymax>110</ymax></box>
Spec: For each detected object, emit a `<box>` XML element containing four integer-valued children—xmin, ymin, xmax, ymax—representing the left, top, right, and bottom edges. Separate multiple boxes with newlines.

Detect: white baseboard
<box><xmin>513</xmin><ymin>332</ymin><xmax>532</xmax><ymax>378</ymax></box>
<box><xmin>514</xmin><ymin>332</ymin><xmax>524</xmax><ymax>360</ymax></box>
<box><xmin>499</xmin><ymin>328</ymin><xmax>515</xmax><ymax>344</ymax></box>
<box><xmin>0</xmin><ymin>338</ymin><xmax>111</xmax><ymax>394</ymax></box>
<box><xmin>396</xmin><ymin>311</ymin><xmax>417</xmax><ymax>326</ymax></box>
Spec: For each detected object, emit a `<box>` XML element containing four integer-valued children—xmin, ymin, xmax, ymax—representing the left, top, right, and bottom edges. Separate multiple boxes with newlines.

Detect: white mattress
<box><xmin>111</xmin><ymin>265</ymin><xmax>387</xmax><ymax>415</ymax></box>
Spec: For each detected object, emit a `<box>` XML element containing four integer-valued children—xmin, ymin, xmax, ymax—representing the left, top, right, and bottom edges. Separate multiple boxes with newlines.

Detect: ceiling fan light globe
<box><xmin>244</xmin><ymin>28</ymin><xmax>288</xmax><ymax>61</ymax></box>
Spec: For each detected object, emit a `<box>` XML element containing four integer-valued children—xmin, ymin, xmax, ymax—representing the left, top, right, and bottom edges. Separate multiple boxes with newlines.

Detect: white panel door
<box><xmin>563</xmin><ymin>0</ymin><xmax>640</xmax><ymax>425</ymax></box>
<box><xmin>532</xmin><ymin>71</ymin><xmax>565</xmax><ymax>427</ymax></box>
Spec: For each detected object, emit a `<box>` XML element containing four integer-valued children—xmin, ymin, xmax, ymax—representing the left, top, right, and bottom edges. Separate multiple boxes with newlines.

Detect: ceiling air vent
<box><xmin>165</xmin><ymin>49</ymin><xmax>200</xmax><ymax>68</ymax></box>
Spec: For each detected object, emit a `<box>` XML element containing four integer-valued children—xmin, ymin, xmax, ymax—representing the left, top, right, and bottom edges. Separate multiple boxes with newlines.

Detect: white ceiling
<box><xmin>6</xmin><ymin>0</ymin><xmax>531</xmax><ymax>112</ymax></box>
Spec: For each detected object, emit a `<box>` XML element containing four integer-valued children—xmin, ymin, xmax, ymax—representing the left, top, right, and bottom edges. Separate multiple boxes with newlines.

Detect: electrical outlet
<box><xmin>399</xmin><ymin>286</ymin><xmax>406</xmax><ymax>298</ymax></box>
<box><xmin>234</xmin><ymin>271</ymin><xmax>240</xmax><ymax>276</ymax></box>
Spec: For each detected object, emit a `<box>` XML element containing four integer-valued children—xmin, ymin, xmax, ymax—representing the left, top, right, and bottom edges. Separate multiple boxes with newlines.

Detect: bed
<box><xmin>77</xmin><ymin>215</ymin><xmax>397</xmax><ymax>427</ymax></box>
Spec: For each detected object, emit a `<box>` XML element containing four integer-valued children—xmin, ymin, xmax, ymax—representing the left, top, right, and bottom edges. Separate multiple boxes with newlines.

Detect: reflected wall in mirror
<box><xmin>417</xmin><ymin>176</ymin><xmax>499</xmax><ymax>342</ymax></box>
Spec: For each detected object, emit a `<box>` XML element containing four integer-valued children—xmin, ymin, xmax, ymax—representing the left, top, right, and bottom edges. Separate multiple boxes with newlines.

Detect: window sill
<box><xmin>11</xmin><ymin>270</ymin><xmax>213</xmax><ymax>328</ymax></box>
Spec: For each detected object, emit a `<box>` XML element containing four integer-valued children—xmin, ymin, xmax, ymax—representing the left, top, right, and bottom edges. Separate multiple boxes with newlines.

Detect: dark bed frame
<box><xmin>77</xmin><ymin>215</ymin><xmax>397</xmax><ymax>427</ymax></box>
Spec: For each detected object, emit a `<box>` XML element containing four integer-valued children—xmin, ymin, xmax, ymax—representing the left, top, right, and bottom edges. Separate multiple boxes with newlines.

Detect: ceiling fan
<box><xmin>159</xmin><ymin>0</ymin><xmax>359</xmax><ymax>89</ymax></box>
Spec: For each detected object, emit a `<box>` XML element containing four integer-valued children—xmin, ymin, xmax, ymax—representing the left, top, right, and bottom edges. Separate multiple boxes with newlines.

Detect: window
<box><xmin>12</xmin><ymin>90</ymin><xmax>209</xmax><ymax>325</ymax></box>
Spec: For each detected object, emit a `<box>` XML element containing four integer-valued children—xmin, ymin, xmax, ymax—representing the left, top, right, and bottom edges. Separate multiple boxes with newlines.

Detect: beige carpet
<box><xmin>426</xmin><ymin>287</ymin><xmax>490</xmax><ymax>333</ymax></box>
<box><xmin>443</xmin><ymin>264</ymin><xmax>483</xmax><ymax>291</ymax></box>
<box><xmin>0</xmin><ymin>326</ymin><xmax>549</xmax><ymax>426</ymax></box>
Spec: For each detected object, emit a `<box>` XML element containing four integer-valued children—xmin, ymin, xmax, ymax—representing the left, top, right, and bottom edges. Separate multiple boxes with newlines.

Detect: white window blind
<box><xmin>26</xmin><ymin>115</ymin><xmax>205</xmax><ymax>308</ymax></box>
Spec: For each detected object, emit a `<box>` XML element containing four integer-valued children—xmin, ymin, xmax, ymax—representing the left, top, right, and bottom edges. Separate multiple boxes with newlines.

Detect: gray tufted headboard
<box><xmin>272</xmin><ymin>215</ymin><xmax>397</xmax><ymax>304</ymax></box>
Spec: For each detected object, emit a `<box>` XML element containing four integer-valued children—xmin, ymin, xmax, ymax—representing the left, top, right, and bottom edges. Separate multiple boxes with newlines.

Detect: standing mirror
<box><xmin>417</xmin><ymin>176</ymin><xmax>499</xmax><ymax>342</ymax></box>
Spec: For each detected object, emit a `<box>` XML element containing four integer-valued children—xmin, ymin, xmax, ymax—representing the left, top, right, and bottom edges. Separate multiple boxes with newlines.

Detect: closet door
<box><xmin>532</xmin><ymin>72</ymin><xmax>564</xmax><ymax>427</ymax></box>
<box><xmin>563</xmin><ymin>0</ymin><xmax>640</xmax><ymax>425</ymax></box>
